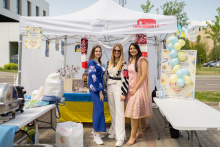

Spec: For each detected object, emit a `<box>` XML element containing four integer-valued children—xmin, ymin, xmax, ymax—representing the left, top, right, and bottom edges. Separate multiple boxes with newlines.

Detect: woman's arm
<box><xmin>131</xmin><ymin>59</ymin><xmax>148</xmax><ymax>95</ymax></box>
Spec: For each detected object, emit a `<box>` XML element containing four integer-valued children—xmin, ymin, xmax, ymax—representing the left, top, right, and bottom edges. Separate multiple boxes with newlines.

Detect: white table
<box><xmin>154</xmin><ymin>97</ymin><xmax>220</xmax><ymax>147</ymax></box>
<box><xmin>1</xmin><ymin>104</ymin><xmax>55</xmax><ymax>144</ymax></box>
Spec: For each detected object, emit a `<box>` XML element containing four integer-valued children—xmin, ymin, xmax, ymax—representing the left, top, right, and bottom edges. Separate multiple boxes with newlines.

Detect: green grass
<box><xmin>0</xmin><ymin>69</ymin><xmax>18</xmax><ymax>73</ymax></box>
<box><xmin>196</xmin><ymin>67</ymin><xmax>220</xmax><ymax>75</ymax></box>
<box><xmin>195</xmin><ymin>91</ymin><xmax>220</xmax><ymax>102</ymax></box>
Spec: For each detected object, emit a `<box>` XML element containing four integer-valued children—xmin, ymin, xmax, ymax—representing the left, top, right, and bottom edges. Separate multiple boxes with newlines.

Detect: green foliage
<box><xmin>3</xmin><ymin>63</ymin><xmax>18</xmax><ymax>70</ymax></box>
<box><xmin>141</xmin><ymin>0</ymin><xmax>154</xmax><ymax>13</ymax></box>
<box><xmin>160</xmin><ymin>0</ymin><xmax>189</xmax><ymax>29</ymax></box>
<box><xmin>182</xmin><ymin>38</ymin><xmax>191</xmax><ymax>50</ymax></box>
<box><xmin>191</xmin><ymin>35</ymin><xmax>208</xmax><ymax>64</ymax></box>
<box><xmin>195</xmin><ymin>91</ymin><xmax>220</xmax><ymax>102</ymax></box>
<box><xmin>208</xmin><ymin>45</ymin><xmax>220</xmax><ymax>61</ymax></box>
<box><xmin>0</xmin><ymin>67</ymin><xmax>2</xmax><ymax>70</ymax></box>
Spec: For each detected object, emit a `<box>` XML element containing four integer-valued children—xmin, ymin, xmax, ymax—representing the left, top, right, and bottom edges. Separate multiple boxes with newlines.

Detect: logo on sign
<box><xmin>125</xmin><ymin>19</ymin><xmax>166</xmax><ymax>29</ymax></box>
<box><xmin>91</xmin><ymin>20</ymin><xmax>108</xmax><ymax>32</ymax></box>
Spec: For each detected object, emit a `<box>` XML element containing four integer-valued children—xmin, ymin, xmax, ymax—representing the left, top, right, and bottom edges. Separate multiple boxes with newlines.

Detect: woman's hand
<box><xmin>120</xmin><ymin>95</ymin><xmax>126</xmax><ymax>101</ymax></box>
<box><xmin>99</xmin><ymin>91</ymin><xmax>104</xmax><ymax>101</ymax></box>
<box><xmin>105</xmin><ymin>94</ymin><xmax>108</xmax><ymax>99</ymax></box>
<box><xmin>131</xmin><ymin>88</ymin><xmax>137</xmax><ymax>95</ymax></box>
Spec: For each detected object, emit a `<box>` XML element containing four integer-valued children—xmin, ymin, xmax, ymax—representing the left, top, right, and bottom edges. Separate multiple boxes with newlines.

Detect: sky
<box><xmin>44</xmin><ymin>0</ymin><xmax>220</xmax><ymax>33</ymax></box>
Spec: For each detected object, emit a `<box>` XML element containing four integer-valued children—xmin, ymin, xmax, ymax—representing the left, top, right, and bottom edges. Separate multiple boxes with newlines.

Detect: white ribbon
<box><xmin>89</xmin><ymin>34</ymin><xmax>135</xmax><ymax>49</ymax></box>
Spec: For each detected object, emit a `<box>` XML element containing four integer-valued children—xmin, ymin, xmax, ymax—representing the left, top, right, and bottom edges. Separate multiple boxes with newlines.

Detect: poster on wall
<box><xmin>157</xmin><ymin>37</ymin><xmax>161</xmax><ymax>80</ymax></box>
<box><xmin>75</xmin><ymin>39</ymin><xmax>81</xmax><ymax>52</ymax></box>
<box><xmin>55</xmin><ymin>39</ymin><xmax>59</xmax><ymax>51</ymax></box>
<box><xmin>25</xmin><ymin>27</ymin><xmax>42</xmax><ymax>49</ymax></box>
<box><xmin>160</xmin><ymin>50</ymin><xmax>197</xmax><ymax>98</ymax></box>
<box><xmin>45</xmin><ymin>40</ymin><xmax>49</xmax><ymax>57</ymax></box>
<box><xmin>61</xmin><ymin>40</ymin><xmax>64</xmax><ymax>55</ymax></box>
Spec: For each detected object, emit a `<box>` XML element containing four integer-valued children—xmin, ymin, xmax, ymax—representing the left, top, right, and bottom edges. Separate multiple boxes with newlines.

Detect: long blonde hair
<box><xmin>108</xmin><ymin>43</ymin><xmax>124</xmax><ymax>71</ymax></box>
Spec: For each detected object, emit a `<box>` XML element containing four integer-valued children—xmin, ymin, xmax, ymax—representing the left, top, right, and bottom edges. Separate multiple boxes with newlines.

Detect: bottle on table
<box><xmin>159</xmin><ymin>86</ymin><xmax>163</xmax><ymax>99</ymax></box>
<box><xmin>163</xmin><ymin>85</ymin><xmax>166</xmax><ymax>98</ymax></box>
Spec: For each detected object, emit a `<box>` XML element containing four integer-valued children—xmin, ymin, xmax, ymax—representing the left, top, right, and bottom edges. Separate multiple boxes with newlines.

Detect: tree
<box><xmin>141</xmin><ymin>0</ymin><xmax>154</xmax><ymax>13</ymax></box>
<box><xmin>208</xmin><ymin>45</ymin><xmax>220</xmax><ymax>61</ymax></box>
<box><xmin>182</xmin><ymin>38</ymin><xmax>191</xmax><ymax>50</ymax></box>
<box><xmin>191</xmin><ymin>35</ymin><xmax>208</xmax><ymax>65</ymax></box>
<box><xmin>160</xmin><ymin>0</ymin><xmax>189</xmax><ymax>29</ymax></box>
<box><xmin>203</xmin><ymin>7</ymin><xmax>220</xmax><ymax>65</ymax></box>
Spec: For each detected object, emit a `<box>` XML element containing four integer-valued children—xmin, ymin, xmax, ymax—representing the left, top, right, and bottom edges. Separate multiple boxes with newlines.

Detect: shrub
<box><xmin>0</xmin><ymin>67</ymin><xmax>2</xmax><ymax>70</ymax></box>
<box><xmin>3</xmin><ymin>63</ymin><xmax>18</xmax><ymax>70</ymax></box>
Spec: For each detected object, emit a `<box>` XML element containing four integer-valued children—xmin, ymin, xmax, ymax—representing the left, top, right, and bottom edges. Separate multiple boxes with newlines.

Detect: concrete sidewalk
<box><xmin>21</xmin><ymin>104</ymin><xmax>220</xmax><ymax>147</ymax></box>
<box><xmin>196</xmin><ymin>75</ymin><xmax>220</xmax><ymax>80</ymax></box>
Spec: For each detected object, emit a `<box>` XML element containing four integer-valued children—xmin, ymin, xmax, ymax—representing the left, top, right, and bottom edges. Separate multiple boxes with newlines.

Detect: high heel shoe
<box><xmin>126</xmin><ymin>136</ymin><xmax>138</xmax><ymax>145</ymax></box>
<box><xmin>136</xmin><ymin>131</ymin><xmax>144</xmax><ymax>139</ymax></box>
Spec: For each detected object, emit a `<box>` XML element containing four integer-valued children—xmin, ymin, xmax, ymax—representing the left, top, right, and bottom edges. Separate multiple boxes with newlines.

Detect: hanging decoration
<box><xmin>81</xmin><ymin>36</ymin><xmax>88</xmax><ymax>69</ymax></box>
<box><xmin>45</xmin><ymin>40</ymin><xmax>49</xmax><ymax>57</ymax></box>
<box><xmin>167</xmin><ymin>24</ymin><xmax>192</xmax><ymax>87</ymax></box>
<box><xmin>135</xmin><ymin>34</ymin><xmax>148</xmax><ymax>58</ymax></box>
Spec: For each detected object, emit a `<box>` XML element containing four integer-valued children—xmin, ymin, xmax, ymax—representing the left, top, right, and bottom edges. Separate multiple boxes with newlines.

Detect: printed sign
<box><xmin>75</xmin><ymin>39</ymin><xmax>81</xmax><ymax>52</ymax></box>
<box><xmin>25</xmin><ymin>27</ymin><xmax>42</xmax><ymax>49</ymax></box>
<box><xmin>61</xmin><ymin>40</ymin><xmax>64</xmax><ymax>55</ymax></box>
<box><xmin>55</xmin><ymin>39</ymin><xmax>59</xmax><ymax>51</ymax></box>
<box><xmin>160</xmin><ymin>50</ymin><xmax>197</xmax><ymax>98</ymax></box>
<box><xmin>90</xmin><ymin>20</ymin><xmax>108</xmax><ymax>32</ymax></box>
<box><xmin>45</xmin><ymin>40</ymin><xmax>49</xmax><ymax>57</ymax></box>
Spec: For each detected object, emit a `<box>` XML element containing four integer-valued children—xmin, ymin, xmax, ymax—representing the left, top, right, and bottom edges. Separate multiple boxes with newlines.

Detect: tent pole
<box><xmin>64</xmin><ymin>38</ymin><xmax>67</xmax><ymax>68</ymax></box>
<box><xmin>18</xmin><ymin>34</ymin><xmax>22</xmax><ymax>86</ymax></box>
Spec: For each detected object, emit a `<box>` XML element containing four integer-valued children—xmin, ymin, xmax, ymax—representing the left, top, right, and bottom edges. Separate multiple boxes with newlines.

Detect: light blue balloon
<box><xmin>176</xmin><ymin>69</ymin><xmax>184</xmax><ymax>78</ymax></box>
<box><xmin>177</xmin><ymin>78</ymin><xmax>185</xmax><ymax>86</ymax></box>
<box><xmin>168</xmin><ymin>43</ymin><xmax>174</xmax><ymax>50</ymax></box>
<box><xmin>170</xmin><ymin>36</ymin><xmax>178</xmax><ymax>45</ymax></box>
<box><xmin>170</xmin><ymin>49</ymin><xmax>178</xmax><ymax>58</ymax></box>
<box><xmin>181</xmin><ymin>68</ymin><xmax>189</xmax><ymax>75</ymax></box>
<box><xmin>170</xmin><ymin>58</ymin><xmax>179</xmax><ymax>66</ymax></box>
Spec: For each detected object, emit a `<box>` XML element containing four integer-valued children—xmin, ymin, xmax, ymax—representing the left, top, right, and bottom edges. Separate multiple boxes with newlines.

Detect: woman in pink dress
<box><xmin>124</xmin><ymin>43</ymin><xmax>153</xmax><ymax>145</ymax></box>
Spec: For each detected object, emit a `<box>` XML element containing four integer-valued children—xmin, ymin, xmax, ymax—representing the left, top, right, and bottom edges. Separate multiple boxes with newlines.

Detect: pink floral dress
<box><xmin>124</xmin><ymin>57</ymin><xmax>153</xmax><ymax>119</ymax></box>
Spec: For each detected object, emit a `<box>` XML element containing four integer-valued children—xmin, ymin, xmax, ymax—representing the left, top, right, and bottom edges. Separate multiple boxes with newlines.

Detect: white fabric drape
<box><xmin>89</xmin><ymin>34</ymin><xmax>135</xmax><ymax>49</ymax></box>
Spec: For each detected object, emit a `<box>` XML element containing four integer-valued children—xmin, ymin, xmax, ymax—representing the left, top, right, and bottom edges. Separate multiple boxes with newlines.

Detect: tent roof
<box><xmin>19</xmin><ymin>0</ymin><xmax>177</xmax><ymax>36</ymax></box>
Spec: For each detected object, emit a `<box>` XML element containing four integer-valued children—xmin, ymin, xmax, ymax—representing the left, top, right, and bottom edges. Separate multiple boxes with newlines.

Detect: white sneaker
<box><xmin>93</xmin><ymin>134</ymin><xmax>104</xmax><ymax>145</ymax></box>
<box><xmin>115</xmin><ymin>140</ymin><xmax>124</xmax><ymax>147</ymax></box>
<box><xmin>90</xmin><ymin>130</ymin><xmax>104</xmax><ymax>138</ymax></box>
<box><xmin>108</xmin><ymin>134</ymin><xmax>115</xmax><ymax>139</ymax></box>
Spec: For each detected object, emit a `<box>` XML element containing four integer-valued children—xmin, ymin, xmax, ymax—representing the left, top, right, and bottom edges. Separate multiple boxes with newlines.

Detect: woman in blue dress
<box><xmin>88</xmin><ymin>45</ymin><xmax>106</xmax><ymax>145</ymax></box>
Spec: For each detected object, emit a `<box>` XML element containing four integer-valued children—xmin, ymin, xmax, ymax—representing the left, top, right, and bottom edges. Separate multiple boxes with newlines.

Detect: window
<box><xmin>36</xmin><ymin>6</ymin><xmax>39</xmax><ymax>16</ymax></box>
<box><xmin>16</xmin><ymin>0</ymin><xmax>20</xmax><ymax>14</ymax></box>
<box><xmin>27</xmin><ymin>1</ymin><xmax>31</xmax><ymax>16</ymax></box>
<box><xmin>3</xmin><ymin>0</ymin><xmax>9</xmax><ymax>9</ymax></box>
<box><xmin>43</xmin><ymin>10</ymin><xmax>46</xmax><ymax>16</ymax></box>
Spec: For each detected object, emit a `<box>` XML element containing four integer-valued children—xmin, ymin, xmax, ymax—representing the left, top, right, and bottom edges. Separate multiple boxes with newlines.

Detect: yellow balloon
<box><xmin>182</xmin><ymin>75</ymin><xmax>186</xmax><ymax>81</ymax></box>
<box><xmin>185</xmin><ymin>76</ymin><xmax>192</xmax><ymax>84</ymax></box>
<box><xmin>169</xmin><ymin>74</ymin><xmax>178</xmax><ymax>83</ymax></box>
<box><xmin>177</xmin><ymin>39</ymin><xmax>186</xmax><ymax>46</ymax></box>
<box><xmin>174</xmin><ymin>43</ymin><xmax>181</xmax><ymax>50</ymax></box>
<box><xmin>173</xmin><ymin>65</ymin><xmax>180</xmax><ymax>74</ymax></box>
<box><xmin>178</xmin><ymin>52</ymin><xmax>186</xmax><ymax>61</ymax></box>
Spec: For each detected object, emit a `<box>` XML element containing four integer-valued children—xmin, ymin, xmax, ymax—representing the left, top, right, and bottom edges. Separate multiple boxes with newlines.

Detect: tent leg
<box><xmin>18</xmin><ymin>34</ymin><xmax>22</xmax><ymax>86</ymax></box>
<box><xmin>64</xmin><ymin>38</ymin><xmax>67</xmax><ymax>68</ymax></box>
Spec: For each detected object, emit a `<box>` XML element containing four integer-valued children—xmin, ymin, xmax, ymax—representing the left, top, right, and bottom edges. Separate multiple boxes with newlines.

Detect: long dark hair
<box><xmin>128</xmin><ymin>43</ymin><xmax>142</xmax><ymax>72</ymax></box>
<box><xmin>89</xmin><ymin>45</ymin><xmax>102</xmax><ymax>64</ymax></box>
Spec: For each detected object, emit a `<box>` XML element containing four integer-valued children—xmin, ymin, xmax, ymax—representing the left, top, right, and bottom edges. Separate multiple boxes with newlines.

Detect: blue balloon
<box><xmin>170</xmin><ymin>58</ymin><xmax>179</xmax><ymax>66</ymax></box>
<box><xmin>168</xmin><ymin>43</ymin><xmax>174</xmax><ymax>50</ymax></box>
<box><xmin>176</xmin><ymin>69</ymin><xmax>184</xmax><ymax>78</ymax></box>
<box><xmin>181</xmin><ymin>68</ymin><xmax>189</xmax><ymax>75</ymax></box>
<box><xmin>177</xmin><ymin>78</ymin><xmax>185</xmax><ymax>87</ymax></box>
<box><xmin>170</xmin><ymin>36</ymin><xmax>178</xmax><ymax>45</ymax></box>
<box><xmin>170</xmin><ymin>49</ymin><xmax>178</xmax><ymax>58</ymax></box>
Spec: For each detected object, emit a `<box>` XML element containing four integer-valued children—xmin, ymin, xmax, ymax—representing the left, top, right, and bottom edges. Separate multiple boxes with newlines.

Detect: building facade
<box><xmin>0</xmin><ymin>0</ymin><xmax>49</xmax><ymax>67</ymax></box>
<box><xmin>186</xmin><ymin>26</ymin><xmax>204</xmax><ymax>42</ymax></box>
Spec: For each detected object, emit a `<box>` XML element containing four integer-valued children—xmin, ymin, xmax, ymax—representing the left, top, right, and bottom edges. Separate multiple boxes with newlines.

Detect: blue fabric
<box><xmin>88</xmin><ymin>60</ymin><xmax>104</xmax><ymax>93</ymax></box>
<box><xmin>63</xmin><ymin>93</ymin><xmax>108</xmax><ymax>102</ymax></box>
<box><xmin>90</xmin><ymin>91</ymin><xmax>106</xmax><ymax>132</ymax></box>
<box><xmin>0</xmin><ymin>125</ymin><xmax>19</xmax><ymax>147</ymax></box>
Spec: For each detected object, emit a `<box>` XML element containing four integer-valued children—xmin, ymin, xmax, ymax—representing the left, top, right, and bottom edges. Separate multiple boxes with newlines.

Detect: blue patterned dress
<box><xmin>88</xmin><ymin>59</ymin><xmax>106</xmax><ymax>132</ymax></box>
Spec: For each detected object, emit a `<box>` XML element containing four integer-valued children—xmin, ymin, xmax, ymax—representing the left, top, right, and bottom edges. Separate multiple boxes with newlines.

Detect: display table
<box><xmin>154</xmin><ymin>97</ymin><xmax>220</xmax><ymax>147</ymax></box>
<box><xmin>59</xmin><ymin>92</ymin><xmax>129</xmax><ymax>123</ymax></box>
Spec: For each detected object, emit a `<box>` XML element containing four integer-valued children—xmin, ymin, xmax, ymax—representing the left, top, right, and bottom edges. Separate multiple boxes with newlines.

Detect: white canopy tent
<box><xmin>18</xmin><ymin>0</ymin><xmax>177</xmax><ymax>95</ymax></box>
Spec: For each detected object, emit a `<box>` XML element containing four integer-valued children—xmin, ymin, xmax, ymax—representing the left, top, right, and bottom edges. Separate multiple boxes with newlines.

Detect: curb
<box><xmin>204</xmin><ymin>102</ymin><xmax>219</xmax><ymax>106</ymax></box>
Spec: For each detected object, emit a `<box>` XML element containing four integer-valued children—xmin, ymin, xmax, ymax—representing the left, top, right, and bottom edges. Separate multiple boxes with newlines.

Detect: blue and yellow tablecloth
<box><xmin>59</xmin><ymin>92</ymin><xmax>129</xmax><ymax>123</ymax></box>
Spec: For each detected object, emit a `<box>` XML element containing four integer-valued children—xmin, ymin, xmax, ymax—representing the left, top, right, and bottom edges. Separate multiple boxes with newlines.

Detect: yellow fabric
<box><xmin>58</xmin><ymin>102</ymin><xmax>129</xmax><ymax>123</ymax></box>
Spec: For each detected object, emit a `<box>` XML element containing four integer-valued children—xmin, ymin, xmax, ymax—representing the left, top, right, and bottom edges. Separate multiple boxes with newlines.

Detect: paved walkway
<box><xmin>16</xmin><ymin>104</ymin><xmax>220</xmax><ymax>147</ymax></box>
